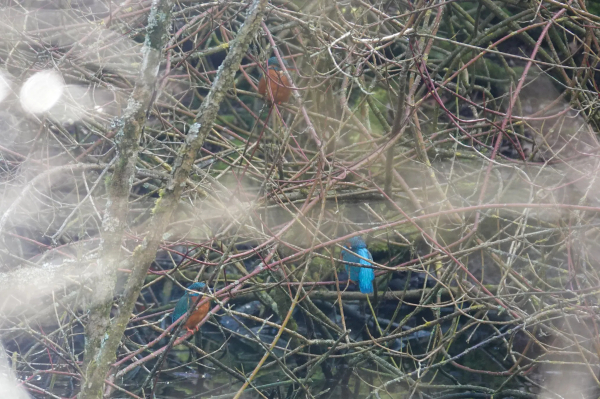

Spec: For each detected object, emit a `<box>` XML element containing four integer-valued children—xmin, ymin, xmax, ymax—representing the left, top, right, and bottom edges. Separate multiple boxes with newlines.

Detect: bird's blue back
<box><xmin>356</xmin><ymin>247</ymin><xmax>374</xmax><ymax>294</ymax></box>
<box><xmin>341</xmin><ymin>249</ymin><xmax>361</xmax><ymax>280</ymax></box>
<box><xmin>172</xmin><ymin>282</ymin><xmax>205</xmax><ymax>323</ymax></box>
<box><xmin>267</xmin><ymin>57</ymin><xmax>292</xmax><ymax>71</ymax></box>
<box><xmin>341</xmin><ymin>239</ymin><xmax>374</xmax><ymax>294</ymax></box>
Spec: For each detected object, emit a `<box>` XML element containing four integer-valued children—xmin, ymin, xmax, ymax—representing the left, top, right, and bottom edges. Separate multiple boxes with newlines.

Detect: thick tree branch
<box><xmin>78</xmin><ymin>0</ymin><xmax>174</xmax><ymax>397</ymax></box>
<box><xmin>78</xmin><ymin>0</ymin><xmax>267</xmax><ymax>397</ymax></box>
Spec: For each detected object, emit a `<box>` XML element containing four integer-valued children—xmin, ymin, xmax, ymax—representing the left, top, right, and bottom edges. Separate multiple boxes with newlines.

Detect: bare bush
<box><xmin>1</xmin><ymin>0</ymin><xmax>600</xmax><ymax>398</ymax></box>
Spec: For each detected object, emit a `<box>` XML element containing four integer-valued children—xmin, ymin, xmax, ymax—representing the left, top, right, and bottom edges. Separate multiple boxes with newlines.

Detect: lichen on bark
<box><xmin>77</xmin><ymin>1</ymin><xmax>174</xmax><ymax>397</ymax></box>
<box><xmin>77</xmin><ymin>0</ymin><xmax>268</xmax><ymax>397</ymax></box>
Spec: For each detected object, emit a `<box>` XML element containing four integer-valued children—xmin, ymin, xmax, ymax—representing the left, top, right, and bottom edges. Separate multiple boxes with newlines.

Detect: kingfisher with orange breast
<box><xmin>172</xmin><ymin>282</ymin><xmax>212</xmax><ymax>334</ymax></box>
<box><xmin>258</xmin><ymin>57</ymin><xmax>295</xmax><ymax>104</ymax></box>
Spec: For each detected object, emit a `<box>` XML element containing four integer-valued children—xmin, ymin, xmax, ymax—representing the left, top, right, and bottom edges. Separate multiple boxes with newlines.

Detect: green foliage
<box><xmin>308</xmin><ymin>256</ymin><xmax>332</xmax><ymax>282</ymax></box>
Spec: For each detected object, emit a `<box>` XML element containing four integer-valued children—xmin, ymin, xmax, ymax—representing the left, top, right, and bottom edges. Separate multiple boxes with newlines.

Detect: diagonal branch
<box><xmin>79</xmin><ymin>0</ymin><xmax>174</xmax><ymax>397</ymax></box>
<box><xmin>78</xmin><ymin>0</ymin><xmax>268</xmax><ymax>397</ymax></box>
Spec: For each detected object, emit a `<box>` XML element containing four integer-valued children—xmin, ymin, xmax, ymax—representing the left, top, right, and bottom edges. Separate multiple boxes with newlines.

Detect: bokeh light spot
<box><xmin>20</xmin><ymin>70</ymin><xmax>64</xmax><ymax>114</ymax></box>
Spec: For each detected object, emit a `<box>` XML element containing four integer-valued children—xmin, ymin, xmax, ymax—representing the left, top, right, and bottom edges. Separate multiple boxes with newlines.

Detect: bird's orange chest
<box><xmin>258</xmin><ymin>68</ymin><xmax>292</xmax><ymax>104</ymax></box>
<box><xmin>184</xmin><ymin>300</ymin><xmax>210</xmax><ymax>330</ymax></box>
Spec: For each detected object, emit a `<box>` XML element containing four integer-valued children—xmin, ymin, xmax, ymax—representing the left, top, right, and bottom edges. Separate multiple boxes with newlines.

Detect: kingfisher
<box><xmin>258</xmin><ymin>57</ymin><xmax>294</xmax><ymax>104</ymax></box>
<box><xmin>172</xmin><ymin>282</ymin><xmax>212</xmax><ymax>333</ymax></box>
<box><xmin>341</xmin><ymin>236</ymin><xmax>375</xmax><ymax>294</ymax></box>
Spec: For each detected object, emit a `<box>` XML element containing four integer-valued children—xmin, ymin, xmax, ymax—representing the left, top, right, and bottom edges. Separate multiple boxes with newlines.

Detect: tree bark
<box><xmin>78</xmin><ymin>0</ymin><xmax>268</xmax><ymax>396</ymax></box>
<box><xmin>79</xmin><ymin>0</ymin><xmax>173</xmax><ymax>397</ymax></box>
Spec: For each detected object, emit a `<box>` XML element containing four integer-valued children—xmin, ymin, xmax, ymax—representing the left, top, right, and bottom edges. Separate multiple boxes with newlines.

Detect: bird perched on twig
<box><xmin>172</xmin><ymin>282</ymin><xmax>212</xmax><ymax>333</ymax></box>
<box><xmin>258</xmin><ymin>57</ymin><xmax>295</xmax><ymax>104</ymax></box>
<box><xmin>341</xmin><ymin>236</ymin><xmax>375</xmax><ymax>294</ymax></box>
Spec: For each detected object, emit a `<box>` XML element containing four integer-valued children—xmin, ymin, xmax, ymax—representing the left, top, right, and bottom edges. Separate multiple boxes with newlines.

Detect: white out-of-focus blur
<box><xmin>19</xmin><ymin>70</ymin><xmax>64</xmax><ymax>115</ymax></box>
<box><xmin>0</xmin><ymin>346</ymin><xmax>30</xmax><ymax>399</ymax></box>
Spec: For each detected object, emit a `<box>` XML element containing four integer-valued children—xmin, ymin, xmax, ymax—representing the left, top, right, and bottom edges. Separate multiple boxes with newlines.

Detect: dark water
<box><xmin>6</xmin><ymin>239</ymin><xmax>582</xmax><ymax>399</ymax></box>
